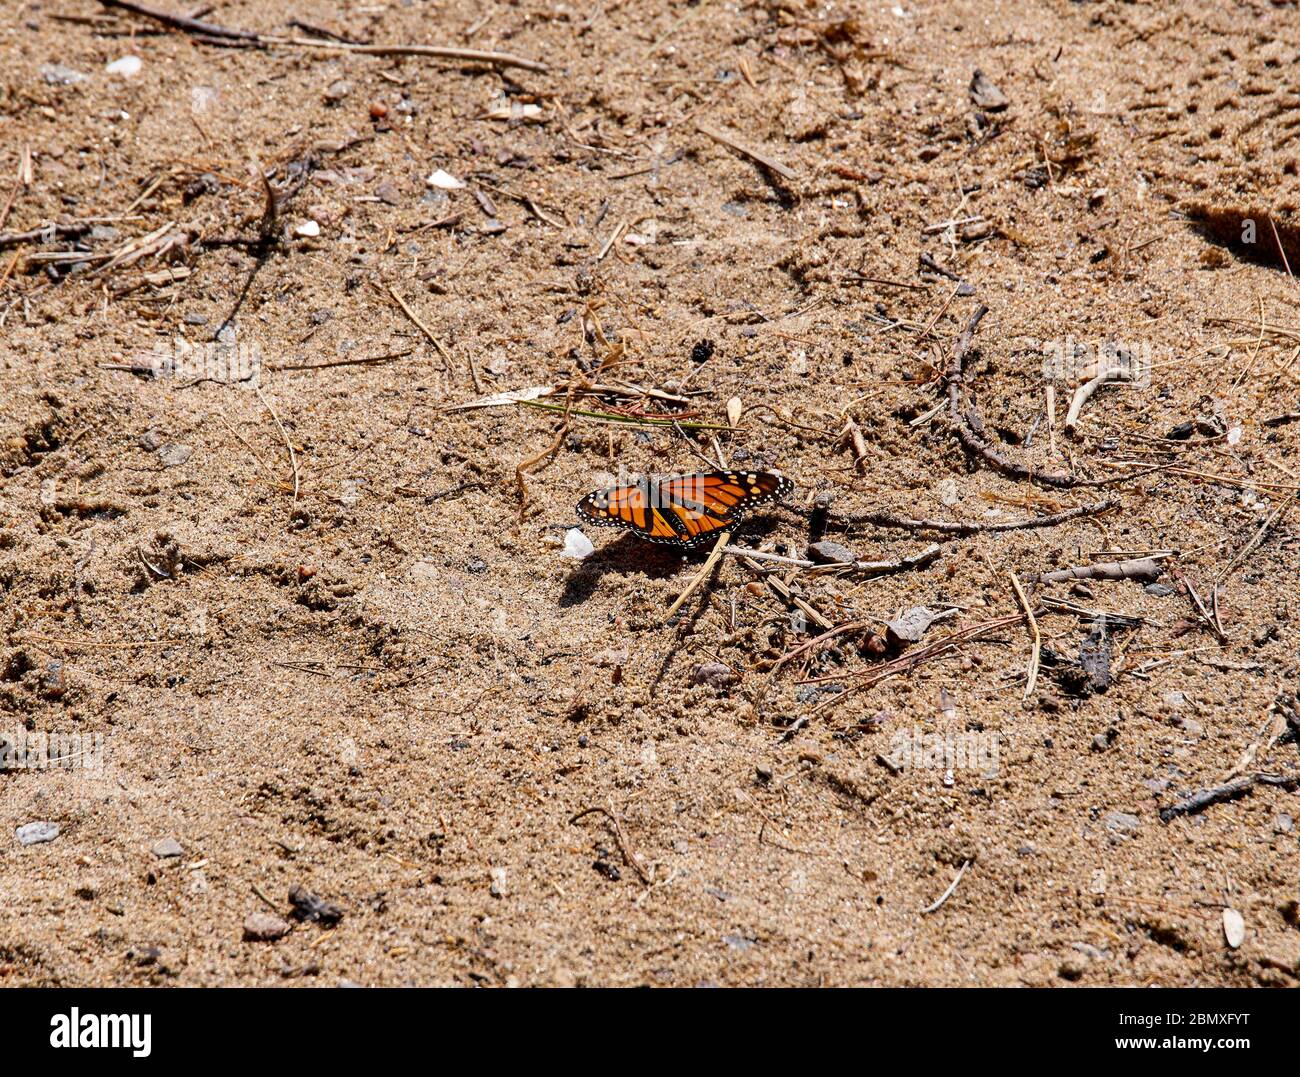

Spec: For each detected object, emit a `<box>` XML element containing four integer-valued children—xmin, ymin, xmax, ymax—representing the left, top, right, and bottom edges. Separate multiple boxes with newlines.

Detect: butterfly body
<box><xmin>576</xmin><ymin>470</ymin><xmax>794</xmax><ymax>548</ymax></box>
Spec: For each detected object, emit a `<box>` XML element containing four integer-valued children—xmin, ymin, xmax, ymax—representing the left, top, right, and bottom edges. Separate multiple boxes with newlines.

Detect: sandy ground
<box><xmin>1</xmin><ymin>0</ymin><xmax>1298</xmax><ymax>986</ymax></box>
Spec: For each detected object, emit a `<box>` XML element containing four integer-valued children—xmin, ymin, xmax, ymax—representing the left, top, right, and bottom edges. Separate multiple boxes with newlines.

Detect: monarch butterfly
<box><xmin>576</xmin><ymin>470</ymin><xmax>794</xmax><ymax>548</ymax></box>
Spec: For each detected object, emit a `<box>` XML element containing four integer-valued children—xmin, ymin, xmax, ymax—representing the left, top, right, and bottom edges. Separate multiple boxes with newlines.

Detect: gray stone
<box><xmin>41</xmin><ymin>64</ymin><xmax>87</xmax><ymax>85</ymax></box>
<box><xmin>1102</xmin><ymin>810</ymin><xmax>1141</xmax><ymax>834</ymax></box>
<box><xmin>157</xmin><ymin>443</ymin><xmax>193</xmax><ymax>468</ymax></box>
<box><xmin>151</xmin><ymin>837</ymin><xmax>183</xmax><ymax>858</ymax></box>
<box><xmin>17</xmin><ymin>821</ymin><xmax>60</xmax><ymax>845</ymax></box>
<box><xmin>807</xmin><ymin>540</ymin><xmax>855</xmax><ymax>565</ymax></box>
<box><xmin>1079</xmin><ymin>627</ymin><xmax>1112</xmax><ymax>691</ymax></box>
<box><xmin>886</xmin><ymin>607</ymin><xmax>936</xmax><ymax>645</ymax></box>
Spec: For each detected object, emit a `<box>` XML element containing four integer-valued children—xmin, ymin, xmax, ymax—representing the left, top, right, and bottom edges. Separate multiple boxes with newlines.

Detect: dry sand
<box><xmin>1</xmin><ymin>0</ymin><xmax>1298</xmax><ymax>986</ymax></box>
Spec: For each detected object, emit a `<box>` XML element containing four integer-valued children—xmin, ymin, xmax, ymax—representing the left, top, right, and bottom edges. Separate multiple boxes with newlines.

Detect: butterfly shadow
<box><xmin>559</xmin><ymin>533</ymin><xmax>693</xmax><ymax>608</ymax></box>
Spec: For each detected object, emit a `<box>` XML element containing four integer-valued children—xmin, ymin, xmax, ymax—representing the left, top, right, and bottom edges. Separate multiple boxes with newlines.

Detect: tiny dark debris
<box><xmin>288</xmin><ymin>885</ymin><xmax>344</xmax><ymax>926</ymax></box>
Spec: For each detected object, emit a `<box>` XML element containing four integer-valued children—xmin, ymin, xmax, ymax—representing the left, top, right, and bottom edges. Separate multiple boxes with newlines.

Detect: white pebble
<box><xmin>106</xmin><ymin>56</ymin><xmax>142</xmax><ymax>78</ymax></box>
<box><xmin>1223</xmin><ymin>908</ymin><xmax>1245</xmax><ymax>949</ymax></box>
<box><xmin>561</xmin><ymin>529</ymin><xmax>594</xmax><ymax>559</ymax></box>
<box><xmin>425</xmin><ymin>169</ymin><xmax>465</xmax><ymax>190</ymax></box>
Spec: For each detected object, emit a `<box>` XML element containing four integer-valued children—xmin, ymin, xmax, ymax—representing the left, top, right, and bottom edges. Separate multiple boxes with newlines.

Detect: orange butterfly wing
<box><xmin>577</xmin><ymin>471</ymin><xmax>792</xmax><ymax>548</ymax></box>
<box><xmin>577</xmin><ymin>482</ymin><xmax>679</xmax><ymax>541</ymax></box>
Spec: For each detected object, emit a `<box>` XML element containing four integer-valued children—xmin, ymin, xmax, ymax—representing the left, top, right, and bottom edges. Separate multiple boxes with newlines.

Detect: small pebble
<box><xmin>157</xmin><ymin>443</ymin><xmax>193</xmax><ymax>468</ymax></box>
<box><xmin>426</xmin><ymin>169</ymin><xmax>465</xmax><ymax>190</ymax></box>
<box><xmin>1102</xmin><ymin>810</ymin><xmax>1140</xmax><ymax>834</ymax></box>
<box><xmin>561</xmin><ymin>529</ymin><xmax>594</xmax><ymax>560</ymax></box>
<box><xmin>489</xmin><ymin>866</ymin><xmax>508</xmax><ymax>898</ymax></box>
<box><xmin>17</xmin><ymin>821</ymin><xmax>60</xmax><ymax>845</ymax></box>
<box><xmin>690</xmin><ymin>662</ymin><xmax>737</xmax><ymax>689</ymax></box>
<box><xmin>690</xmin><ymin>339</ymin><xmax>715</xmax><ymax>364</ymax></box>
<box><xmin>40</xmin><ymin>63</ymin><xmax>87</xmax><ymax>85</ymax></box>
<box><xmin>243</xmin><ymin>912</ymin><xmax>291</xmax><ymax>942</ymax></box>
<box><xmin>151</xmin><ymin>837</ymin><xmax>183</xmax><ymax>858</ymax></box>
<box><xmin>807</xmin><ymin>540</ymin><xmax>855</xmax><ymax>565</ymax></box>
<box><xmin>969</xmin><ymin>68</ymin><xmax>1010</xmax><ymax>111</ymax></box>
<box><xmin>288</xmin><ymin>885</ymin><xmax>344</xmax><ymax>925</ymax></box>
<box><xmin>1058</xmin><ymin>956</ymin><xmax>1087</xmax><ymax>981</ymax></box>
<box><xmin>1223</xmin><ymin>908</ymin><xmax>1245</xmax><ymax>949</ymax></box>
<box><xmin>106</xmin><ymin>55</ymin><xmax>142</xmax><ymax>78</ymax></box>
<box><xmin>886</xmin><ymin>607</ymin><xmax>936</xmax><ymax>645</ymax></box>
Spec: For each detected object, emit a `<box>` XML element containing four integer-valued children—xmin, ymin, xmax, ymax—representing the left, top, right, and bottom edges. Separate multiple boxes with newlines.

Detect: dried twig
<box><xmin>255</xmin><ymin>385</ymin><xmax>299</xmax><ymax>503</ymax></box>
<box><xmin>920</xmin><ymin>859</ymin><xmax>971</xmax><ymax>914</ymax></box>
<box><xmin>1159</xmin><ymin>773</ymin><xmax>1299</xmax><ymax>822</ymax></box>
<box><xmin>1030</xmin><ymin>556</ymin><xmax>1167</xmax><ymax>584</ymax></box>
<box><xmin>1215</xmin><ymin>489</ymin><xmax>1297</xmax><ymax>586</ymax></box>
<box><xmin>0</xmin><ymin>145</ymin><xmax>32</xmax><ymax>234</ymax></box>
<box><xmin>1008</xmin><ymin>571</ymin><xmax>1040</xmax><ymax>699</ymax></box>
<box><xmin>98</xmin><ymin>0</ymin><xmax>547</xmax><ymax>71</ymax></box>
<box><xmin>721</xmin><ymin>543</ymin><xmax>940</xmax><ymax>578</ymax></box>
<box><xmin>837</xmin><ymin>418</ymin><xmax>869</xmax><ymax>472</ymax></box>
<box><xmin>811</xmin><ymin>612</ymin><xmax>1027</xmax><ymax>714</ymax></box>
<box><xmin>664</xmin><ymin>530</ymin><xmax>731</xmax><ymax>622</ymax></box>
<box><xmin>1262</xmin><ymin>408</ymin><xmax>1300</xmax><ymax>428</ymax></box>
<box><xmin>569</xmin><ymin>803</ymin><xmax>651</xmax><ymax>884</ymax></box>
<box><xmin>946</xmin><ymin>305</ymin><xmax>1103</xmax><ymax>488</ymax></box>
<box><xmin>696</xmin><ymin>123</ymin><xmax>797</xmax><ymax>182</ymax></box>
<box><xmin>385</xmin><ymin>284</ymin><xmax>457</xmax><ymax>372</ymax></box>
<box><xmin>823</xmin><ymin>497</ymin><xmax>1116</xmax><ymax>536</ymax></box>
<box><xmin>1064</xmin><ymin>366</ymin><xmax>1127</xmax><ymax>433</ymax></box>
<box><xmin>1168</xmin><ymin>566</ymin><xmax>1227</xmax><ymax>643</ymax></box>
<box><xmin>737</xmin><ymin>555</ymin><xmax>833</xmax><ymax>631</ymax></box>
